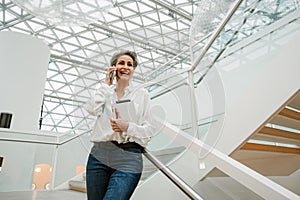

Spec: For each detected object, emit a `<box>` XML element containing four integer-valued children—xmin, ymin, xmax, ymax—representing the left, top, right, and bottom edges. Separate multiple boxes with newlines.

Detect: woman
<box><xmin>84</xmin><ymin>50</ymin><xmax>156</xmax><ymax>200</ymax></box>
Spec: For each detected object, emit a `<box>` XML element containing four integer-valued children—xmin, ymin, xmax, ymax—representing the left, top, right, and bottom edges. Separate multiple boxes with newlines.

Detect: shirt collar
<box><xmin>113</xmin><ymin>81</ymin><xmax>135</xmax><ymax>98</ymax></box>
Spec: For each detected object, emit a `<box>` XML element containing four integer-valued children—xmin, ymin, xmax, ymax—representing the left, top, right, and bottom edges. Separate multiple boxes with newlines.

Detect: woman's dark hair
<box><xmin>110</xmin><ymin>50</ymin><xmax>138</xmax><ymax>69</ymax></box>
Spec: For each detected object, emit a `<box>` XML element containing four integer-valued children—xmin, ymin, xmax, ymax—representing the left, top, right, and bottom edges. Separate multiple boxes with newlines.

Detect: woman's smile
<box><xmin>119</xmin><ymin>70</ymin><xmax>130</xmax><ymax>75</ymax></box>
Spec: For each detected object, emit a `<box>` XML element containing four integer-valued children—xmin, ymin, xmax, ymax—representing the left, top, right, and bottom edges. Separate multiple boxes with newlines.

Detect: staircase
<box><xmin>230</xmin><ymin>90</ymin><xmax>300</xmax><ymax>176</ymax></box>
<box><xmin>69</xmin><ymin>90</ymin><xmax>300</xmax><ymax>192</ymax></box>
<box><xmin>68</xmin><ymin>146</ymin><xmax>185</xmax><ymax>193</ymax></box>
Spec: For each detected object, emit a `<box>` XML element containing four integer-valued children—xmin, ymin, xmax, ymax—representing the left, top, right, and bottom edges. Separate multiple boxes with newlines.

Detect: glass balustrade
<box><xmin>0</xmin><ymin>128</ymin><xmax>91</xmax><ymax>191</ymax></box>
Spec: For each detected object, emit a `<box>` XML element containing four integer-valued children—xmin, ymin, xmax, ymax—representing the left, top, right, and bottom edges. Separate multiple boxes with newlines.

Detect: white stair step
<box><xmin>69</xmin><ymin>180</ymin><xmax>86</xmax><ymax>193</ymax></box>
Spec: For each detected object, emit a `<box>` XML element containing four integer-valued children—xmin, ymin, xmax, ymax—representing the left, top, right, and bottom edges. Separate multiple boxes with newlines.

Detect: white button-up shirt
<box><xmin>84</xmin><ymin>82</ymin><xmax>157</xmax><ymax>147</ymax></box>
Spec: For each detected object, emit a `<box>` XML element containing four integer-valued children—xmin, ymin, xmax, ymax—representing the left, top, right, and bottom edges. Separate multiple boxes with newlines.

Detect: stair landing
<box><xmin>0</xmin><ymin>190</ymin><xmax>86</xmax><ymax>200</ymax></box>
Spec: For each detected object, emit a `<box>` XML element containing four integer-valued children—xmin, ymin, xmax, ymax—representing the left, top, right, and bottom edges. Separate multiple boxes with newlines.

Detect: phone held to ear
<box><xmin>109</xmin><ymin>66</ymin><xmax>116</xmax><ymax>83</ymax></box>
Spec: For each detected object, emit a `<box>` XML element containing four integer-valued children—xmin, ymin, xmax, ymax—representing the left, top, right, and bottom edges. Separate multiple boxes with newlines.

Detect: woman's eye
<box><xmin>117</xmin><ymin>61</ymin><xmax>133</xmax><ymax>67</ymax></box>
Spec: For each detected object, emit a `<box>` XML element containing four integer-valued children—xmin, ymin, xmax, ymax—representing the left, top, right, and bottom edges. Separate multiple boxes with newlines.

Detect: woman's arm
<box><xmin>84</xmin><ymin>83</ymin><xmax>113</xmax><ymax>116</ymax></box>
<box><xmin>84</xmin><ymin>67</ymin><xmax>115</xmax><ymax>116</ymax></box>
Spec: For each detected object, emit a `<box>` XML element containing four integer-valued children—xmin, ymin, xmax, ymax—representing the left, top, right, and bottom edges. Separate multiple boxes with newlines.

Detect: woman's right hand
<box><xmin>105</xmin><ymin>66</ymin><xmax>116</xmax><ymax>86</ymax></box>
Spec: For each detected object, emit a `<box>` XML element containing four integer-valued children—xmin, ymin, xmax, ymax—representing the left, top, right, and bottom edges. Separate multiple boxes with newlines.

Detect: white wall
<box><xmin>0</xmin><ymin>31</ymin><xmax>50</xmax><ymax>132</ymax></box>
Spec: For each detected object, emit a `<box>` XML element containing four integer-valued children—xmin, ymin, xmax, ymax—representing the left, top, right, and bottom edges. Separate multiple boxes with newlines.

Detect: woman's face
<box><xmin>115</xmin><ymin>55</ymin><xmax>134</xmax><ymax>81</ymax></box>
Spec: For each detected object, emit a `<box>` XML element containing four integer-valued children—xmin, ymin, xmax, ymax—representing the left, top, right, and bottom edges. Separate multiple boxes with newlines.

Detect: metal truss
<box><xmin>0</xmin><ymin>0</ymin><xmax>299</xmax><ymax>132</ymax></box>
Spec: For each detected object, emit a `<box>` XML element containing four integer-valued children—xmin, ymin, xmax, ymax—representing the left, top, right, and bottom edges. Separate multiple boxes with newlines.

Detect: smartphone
<box><xmin>109</xmin><ymin>65</ymin><xmax>116</xmax><ymax>83</ymax></box>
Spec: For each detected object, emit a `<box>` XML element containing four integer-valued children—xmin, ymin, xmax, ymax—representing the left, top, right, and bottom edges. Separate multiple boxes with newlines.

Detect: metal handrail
<box><xmin>143</xmin><ymin>148</ymin><xmax>203</xmax><ymax>200</ymax></box>
<box><xmin>194</xmin><ymin>0</ymin><xmax>261</xmax><ymax>86</ymax></box>
<box><xmin>190</xmin><ymin>0</ymin><xmax>244</xmax><ymax>72</ymax></box>
<box><xmin>145</xmin><ymin>33</ymin><xmax>212</xmax><ymax>81</ymax></box>
<box><xmin>136</xmin><ymin>0</ymin><xmax>244</xmax><ymax>91</ymax></box>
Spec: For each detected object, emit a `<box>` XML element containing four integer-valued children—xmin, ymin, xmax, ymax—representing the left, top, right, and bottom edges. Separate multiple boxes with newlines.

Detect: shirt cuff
<box><xmin>126</xmin><ymin>122</ymin><xmax>135</xmax><ymax>136</ymax></box>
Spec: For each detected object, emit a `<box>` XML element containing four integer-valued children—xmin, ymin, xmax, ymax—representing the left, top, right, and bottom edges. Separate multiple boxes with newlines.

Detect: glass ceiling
<box><xmin>0</xmin><ymin>0</ymin><xmax>299</xmax><ymax>133</ymax></box>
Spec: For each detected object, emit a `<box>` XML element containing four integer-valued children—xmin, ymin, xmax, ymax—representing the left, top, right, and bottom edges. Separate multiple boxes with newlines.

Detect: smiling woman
<box><xmin>84</xmin><ymin>50</ymin><xmax>157</xmax><ymax>200</ymax></box>
<box><xmin>107</xmin><ymin>51</ymin><xmax>137</xmax><ymax>86</ymax></box>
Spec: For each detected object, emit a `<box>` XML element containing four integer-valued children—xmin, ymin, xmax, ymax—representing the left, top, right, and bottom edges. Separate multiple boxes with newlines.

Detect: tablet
<box><xmin>115</xmin><ymin>100</ymin><xmax>138</xmax><ymax>123</ymax></box>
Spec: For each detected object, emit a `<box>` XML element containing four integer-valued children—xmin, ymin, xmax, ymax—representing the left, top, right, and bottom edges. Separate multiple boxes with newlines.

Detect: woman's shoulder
<box><xmin>133</xmin><ymin>86</ymin><xmax>149</xmax><ymax>95</ymax></box>
<box><xmin>97</xmin><ymin>82</ymin><xmax>115</xmax><ymax>91</ymax></box>
<box><xmin>128</xmin><ymin>85</ymin><xmax>149</xmax><ymax>100</ymax></box>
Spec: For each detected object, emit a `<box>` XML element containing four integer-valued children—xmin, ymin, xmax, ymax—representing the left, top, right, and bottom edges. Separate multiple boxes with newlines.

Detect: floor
<box><xmin>0</xmin><ymin>190</ymin><xmax>86</xmax><ymax>200</ymax></box>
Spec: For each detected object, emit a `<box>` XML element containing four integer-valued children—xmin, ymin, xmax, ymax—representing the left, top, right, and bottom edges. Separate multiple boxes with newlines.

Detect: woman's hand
<box><xmin>110</xmin><ymin>118</ymin><xmax>129</xmax><ymax>132</ymax></box>
<box><xmin>105</xmin><ymin>66</ymin><xmax>116</xmax><ymax>86</ymax></box>
<box><xmin>110</xmin><ymin>109</ymin><xmax>129</xmax><ymax>132</ymax></box>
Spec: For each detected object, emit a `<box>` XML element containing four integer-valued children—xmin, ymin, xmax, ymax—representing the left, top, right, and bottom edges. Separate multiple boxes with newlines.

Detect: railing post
<box><xmin>187</xmin><ymin>70</ymin><xmax>198</xmax><ymax>139</ymax></box>
<box><xmin>50</xmin><ymin>144</ymin><xmax>59</xmax><ymax>190</ymax></box>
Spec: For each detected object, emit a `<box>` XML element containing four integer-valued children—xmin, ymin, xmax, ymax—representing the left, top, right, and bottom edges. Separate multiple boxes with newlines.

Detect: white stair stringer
<box><xmin>157</xmin><ymin>121</ymin><xmax>300</xmax><ymax>200</ymax></box>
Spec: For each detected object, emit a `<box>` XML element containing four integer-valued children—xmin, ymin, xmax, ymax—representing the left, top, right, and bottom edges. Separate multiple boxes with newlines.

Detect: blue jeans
<box><xmin>86</xmin><ymin>142</ymin><xmax>143</xmax><ymax>200</ymax></box>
